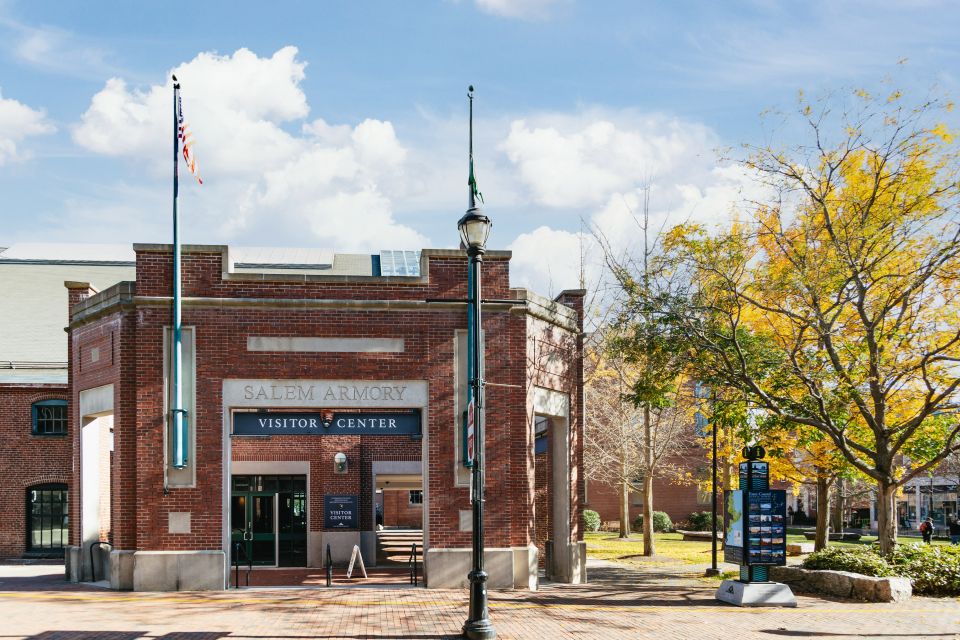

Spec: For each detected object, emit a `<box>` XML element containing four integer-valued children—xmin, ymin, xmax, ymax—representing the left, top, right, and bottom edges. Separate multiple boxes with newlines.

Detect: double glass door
<box><xmin>231</xmin><ymin>475</ymin><xmax>307</xmax><ymax>567</ymax></box>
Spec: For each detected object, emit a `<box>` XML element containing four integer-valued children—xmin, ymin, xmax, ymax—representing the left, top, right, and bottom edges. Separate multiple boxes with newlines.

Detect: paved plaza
<box><xmin>1</xmin><ymin>560</ymin><xmax>958</xmax><ymax>640</ymax></box>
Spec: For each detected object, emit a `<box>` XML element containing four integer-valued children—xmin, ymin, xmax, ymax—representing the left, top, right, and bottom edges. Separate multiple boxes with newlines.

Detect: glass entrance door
<box><xmin>231</xmin><ymin>475</ymin><xmax>307</xmax><ymax>567</ymax></box>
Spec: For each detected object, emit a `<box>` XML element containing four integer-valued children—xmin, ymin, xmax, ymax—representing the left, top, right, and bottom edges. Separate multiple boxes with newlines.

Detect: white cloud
<box><xmin>499</xmin><ymin>109</ymin><xmax>767</xmax><ymax>297</ymax></box>
<box><xmin>0</xmin><ymin>88</ymin><xmax>55</xmax><ymax>164</ymax></box>
<box><xmin>508</xmin><ymin>225</ymin><xmax>589</xmax><ymax>295</ymax></box>
<box><xmin>501</xmin><ymin>110</ymin><xmax>718</xmax><ymax>208</ymax></box>
<box><xmin>474</xmin><ymin>0</ymin><xmax>566</xmax><ymax>20</ymax></box>
<box><xmin>71</xmin><ymin>47</ymin><xmax>427</xmax><ymax>251</ymax></box>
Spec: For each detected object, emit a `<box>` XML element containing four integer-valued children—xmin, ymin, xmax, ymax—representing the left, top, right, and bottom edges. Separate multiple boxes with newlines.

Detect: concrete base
<box><xmin>65</xmin><ymin>546</ymin><xmax>82</xmax><ymax>582</ymax></box>
<box><xmin>65</xmin><ymin>544</ymin><xmax>111</xmax><ymax>583</ymax></box>
<box><xmin>132</xmin><ymin>551</ymin><xmax>225</xmax><ymax>591</ymax></box>
<box><xmin>425</xmin><ymin>546</ymin><xmax>537</xmax><ymax>589</ymax></box>
<box><xmin>716</xmin><ymin>580</ymin><xmax>797</xmax><ymax>607</ymax></box>
<box><xmin>110</xmin><ymin>550</ymin><xmax>135</xmax><ymax>590</ymax></box>
<box><xmin>321</xmin><ymin>531</ymin><xmax>362</xmax><ymax>566</ymax></box>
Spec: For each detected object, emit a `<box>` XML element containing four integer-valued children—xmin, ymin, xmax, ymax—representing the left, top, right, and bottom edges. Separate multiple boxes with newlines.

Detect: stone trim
<box><xmin>247</xmin><ymin>337</ymin><xmax>404</xmax><ymax>353</ymax></box>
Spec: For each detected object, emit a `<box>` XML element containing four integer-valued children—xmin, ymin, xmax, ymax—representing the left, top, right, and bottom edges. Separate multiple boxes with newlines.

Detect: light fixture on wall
<box><xmin>334</xmin><ymin>452</ymin><xmax>348</xmax><ymax>474</ymax></box>
<box><xmin>322</xmin><ymin>411</ymin><xmax>334</xmax><ymax>429</ymax></box>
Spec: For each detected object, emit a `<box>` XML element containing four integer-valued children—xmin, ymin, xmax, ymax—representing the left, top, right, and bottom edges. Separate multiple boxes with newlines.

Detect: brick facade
<box><xmin>0</xmin><ymin>384</ymin><xmax>71</xmax><ymax>557</ymax></box>
<box><xmin>382</xmin><ymin>490</ymin><xmax>423</xmax><ymax>528</ymax></box>
<box><xmin>66</xmin><ymin>245</ymin><xmax>584</xmax><ymax>589</ymax></box>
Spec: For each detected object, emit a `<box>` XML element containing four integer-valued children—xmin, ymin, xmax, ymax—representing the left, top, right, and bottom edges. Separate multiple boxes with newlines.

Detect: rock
<box><xmin>875</xmin><ymin>577</ymin><xmax>912</xmax><ymax>603</ymax></box>
<box><xmin>850</xmin><ymin>576</ymin><xmax>878</xmax><ymax>601</ymax></box>
<box><xmin>786</xmin><ymin>542</ymin><xmax>815</xmax><ymax>556</ymax></box>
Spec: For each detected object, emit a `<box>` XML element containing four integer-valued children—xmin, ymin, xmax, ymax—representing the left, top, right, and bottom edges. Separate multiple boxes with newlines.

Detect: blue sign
<box><xmin>324</xmin><ymin>495</ymin><xmax>358</xmax><ymax>529</ymax></box>
<box><xmin>745</xmin><ymin>489</ymin><xmax>787</xmax><ymax>566</ymax></box>
<box><xmin>233</xmin><ymin>410</ymin><xmax>421</xmax><ymax>437</ymax></box>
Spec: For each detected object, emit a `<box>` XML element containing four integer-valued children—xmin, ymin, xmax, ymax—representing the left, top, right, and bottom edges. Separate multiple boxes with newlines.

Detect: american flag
<box><xmin>177</xmin><ymin>94</ymin><xmax>202</xmax><ymax>185</ymax></box>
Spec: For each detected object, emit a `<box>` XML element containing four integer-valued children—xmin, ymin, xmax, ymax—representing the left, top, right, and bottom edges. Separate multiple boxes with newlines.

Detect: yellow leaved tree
<box><xmin>659</xmin><ymin>87</ymin><xmax>960</xmax><ymax>555</ymax></box>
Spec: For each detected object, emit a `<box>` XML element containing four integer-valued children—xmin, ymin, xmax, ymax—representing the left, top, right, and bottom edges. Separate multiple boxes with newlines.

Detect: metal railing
<box><xmin>89</xmin><ymin>541</ymin><xmax>112</xmax><ymax>582</ymax></box>
<box><xmin>232</xmin><ymin>541</ymin><xmax>252</xmax><ymax>588</ymax></box>
<box><xmin>325</xmin><ymin>543</ymin><xmax>333</xmax><ymax>587</ymax></box>
<box><xmin>408</xmin><ymin>543</ymin><xmax>419</xmax><ymax>586</ymax></box>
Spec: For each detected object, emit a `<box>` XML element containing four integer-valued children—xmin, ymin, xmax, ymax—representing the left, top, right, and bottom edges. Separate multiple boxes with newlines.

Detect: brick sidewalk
<box><xmin>1</xmin><ymin>562</ymin><xmax>958</xmax><ymax>639</ymax></box>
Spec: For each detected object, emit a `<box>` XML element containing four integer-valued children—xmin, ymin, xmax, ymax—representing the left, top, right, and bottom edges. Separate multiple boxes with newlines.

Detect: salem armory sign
<box><xmin>232</xmin><ymin>410</ymin><xmax>421</xmax><ymax>437</ymax></box>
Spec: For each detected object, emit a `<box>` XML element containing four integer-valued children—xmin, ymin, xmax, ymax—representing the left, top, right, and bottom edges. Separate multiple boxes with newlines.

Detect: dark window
<box><xmin>694</xmin><ymin>411</ymin><xmax>709</xmax><ymax>437</ymax></box>
<box><xmin>27</xmin><ymin>484</ymin><xmax>68</xmax><ymax>555</ymax></box>
<box><xmin>409</xmin><ymin>490</ymin><xmax>423</xmax><ymax>505</ymax></box>
<box><xmin>32</xmin><ymin>400</ymin><xmax>67</xmax><ymax>436</ymax></box>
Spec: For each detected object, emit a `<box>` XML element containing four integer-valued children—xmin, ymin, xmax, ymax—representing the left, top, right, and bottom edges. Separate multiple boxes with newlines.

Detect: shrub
<box><xmin>686</xmin><ymin>511</ymin><xmax>720</xmax><ymax>532</ymax></box>
<box><xmin>632</xmin><ymin>511</ymin><xmax>674</xmax><ymax>533</ymax></box>
<box><xmin>802</xmin><ymin>543</ymin><xmax>960</xmax><ymax>596</ymax></box>
<box><xmin>889</xmin><ymin>543</ymin><xmax>960</xmax><ymax>597</ymax></box>
<box><xmin>802</xmin><ymin>547</ymin><xmax>894</xmax><ymax>577</ymax></box>
<box><xmin>583</xmin><ymin>509</ymin><xmax>601</xmax><ymax>533</ymax></box>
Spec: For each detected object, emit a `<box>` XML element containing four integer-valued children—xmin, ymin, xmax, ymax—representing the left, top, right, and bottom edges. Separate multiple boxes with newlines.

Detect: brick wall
<box><xmin>0</xmin><ymin>384</ymin><xmax>71</xmax><ymax>557</ymax></box>
<box><xmin>382</xmin><ymin>490</ymin><xmax>423</xmax><ymax>528</ymax></box>
<box><xmin>586</xmin><ymin>476</ymin><xmax>712</xmax><ymax>527</ymax></box>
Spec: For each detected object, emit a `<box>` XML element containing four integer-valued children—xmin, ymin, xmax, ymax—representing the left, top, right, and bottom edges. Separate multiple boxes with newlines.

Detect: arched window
<box><xmin>32</xmin><ymin>399</ymin><xmax>67</xmax><ymax>436</ymax></box>
<box><xmin>26</xmin><ymin>484</ymin><xmax>68</xmax><ymax>555</ymax></box>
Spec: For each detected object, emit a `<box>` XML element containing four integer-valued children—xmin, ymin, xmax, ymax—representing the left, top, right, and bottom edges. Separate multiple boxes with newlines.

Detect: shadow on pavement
<box><xmin>527</xmin><ymin>563</ymin><xmax>719</xmax><ymax>608</ymax></box>
<box><xmin>760</xmin><ymin>631</ymin><xmax>960</xmax><ymax>638</ymax></box>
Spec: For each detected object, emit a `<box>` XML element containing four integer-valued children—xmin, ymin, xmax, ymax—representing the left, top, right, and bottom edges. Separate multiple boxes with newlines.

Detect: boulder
<box><xmin>769</xmin><ymin>565</ymin><xmax>912</xmax><ymax>602</ymax></box>
<box><xmin>875</xmin><ymin>577</ymin><xmax>912</xmax><ymax>603</ymax></box>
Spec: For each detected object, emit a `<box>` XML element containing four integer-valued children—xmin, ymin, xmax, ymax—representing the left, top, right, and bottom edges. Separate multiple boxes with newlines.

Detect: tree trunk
<box><xmin>619</xmin><ymin>480</ymin><xmax>630</xmax><ymax>539</ymax></box>
<box><xmin>814</xmin><ymin>475</ymin><xmax>831</xmax><ymax>551</ymax></box>
<box><xmin>876</xmin><ymin>479</ymin><xmax>899</xmax><ymax>556</ymax></box>
<box><xmin>642</xmin><ymin>405</ymin><xmax>655</xmax><ymax>556</ymax></box>
<box><xmin>832</xmin><ymin>478</ymin><xmax>845</xmax><ymax>533</ymax></box>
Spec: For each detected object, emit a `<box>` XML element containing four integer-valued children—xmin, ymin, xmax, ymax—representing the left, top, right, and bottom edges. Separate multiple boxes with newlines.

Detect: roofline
<box><xmin>131</xmin><ymin>244</ymin><xmax>512</xmax><ymax>260</ymax></box>
<box><xmin>0</xmin><ymin>258</ymin><xmax>135</xmax><ymax>267</ymax></box>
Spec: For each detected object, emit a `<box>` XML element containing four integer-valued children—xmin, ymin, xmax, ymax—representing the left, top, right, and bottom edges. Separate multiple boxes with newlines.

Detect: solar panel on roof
<box><xmin>379</xmin><ymin>250</ymin><xmax>421</xmax><ymax>276</ymax></box>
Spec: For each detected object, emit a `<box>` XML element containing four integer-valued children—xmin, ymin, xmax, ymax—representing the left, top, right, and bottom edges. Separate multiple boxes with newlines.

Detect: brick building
<box><xmin>64</xmin><ymin>244</ymin><xmax>586</xmax><ymax>591</ymax></box>
<box><xmin>0</xmin><ymin>245</ymin><xmax>133</xmax><ymax>559</ymax></box>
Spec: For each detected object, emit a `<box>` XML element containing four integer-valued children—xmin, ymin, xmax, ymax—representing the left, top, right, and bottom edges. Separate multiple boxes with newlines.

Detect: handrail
<box><xmin>325</xmin><ymin>543</ymin><xmax>333</xmax><ymax>587</ymax></box>
<box><xmin>89</xmin><ymin>541</ymin><xmax>112</xmax><ymax>582</ymax></box>
<box><xmin>232</xmin><ymin>540</ymin><xmax>252</xmax><ymax>588</ymax></box>
<box><xmin>408</xmin><ymin>542</ymin><xmax>419</xmax><ymax>586</ymax></box>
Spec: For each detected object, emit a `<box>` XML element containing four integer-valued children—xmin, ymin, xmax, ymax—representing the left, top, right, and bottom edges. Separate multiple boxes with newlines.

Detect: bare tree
<box><xmin>584</xmin><ymin>329</ymin><xmax>697</xmax><ymax>542</ymax></box>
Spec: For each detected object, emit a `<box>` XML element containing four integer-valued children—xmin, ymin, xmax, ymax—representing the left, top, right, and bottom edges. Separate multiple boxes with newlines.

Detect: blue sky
<box><xmin>1</xmin><ymin>0</ymin><xmax>957</xmax><ymax>293</ymax></box>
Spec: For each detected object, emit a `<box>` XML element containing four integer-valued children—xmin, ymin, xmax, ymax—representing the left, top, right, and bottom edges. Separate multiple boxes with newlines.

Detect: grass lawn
<box><xmin>585</xmin><ymin>531</ymin><xmax>953</xmax><ymax>568</ymax></box>
<box><xmin>585</xmin><ymin>532</ymin><xmax>720</xmax><ymax>566</ymax></box>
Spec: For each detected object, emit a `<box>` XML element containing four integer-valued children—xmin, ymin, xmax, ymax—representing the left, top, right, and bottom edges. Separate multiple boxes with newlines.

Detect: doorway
<box><xmin>230</xmin><ymin>475</ymin><xmax>307</xmax><ymax>567</ymax></box>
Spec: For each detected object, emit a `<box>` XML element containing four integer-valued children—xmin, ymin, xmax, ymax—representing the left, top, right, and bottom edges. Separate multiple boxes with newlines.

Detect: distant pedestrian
<box><xmin>920</xmin><ymin>516</ymin><xmax>934</xmax><ymax>544</ymax></box>
<box><xmin>949</xmin><ymin>516</ymin><xmax>960</xmax><ymax>545</ymax></box>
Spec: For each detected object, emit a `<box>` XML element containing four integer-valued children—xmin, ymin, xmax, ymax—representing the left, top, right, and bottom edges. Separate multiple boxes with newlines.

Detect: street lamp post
<box><xmin>460</xmin><ymin>85</ymin><xmax>495</xmax><ymax>640</ymax></box>
<box><xmin>705</xmin><ymin>414</ymin><xmax>720</xmax><ymax>576</ymax></box>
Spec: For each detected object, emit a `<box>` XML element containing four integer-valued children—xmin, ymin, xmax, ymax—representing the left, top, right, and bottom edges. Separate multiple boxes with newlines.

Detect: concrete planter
<box><xmin>770</xmin><ymin>566</ymin><xmax>911</xmax><ymax>602</ymax></box>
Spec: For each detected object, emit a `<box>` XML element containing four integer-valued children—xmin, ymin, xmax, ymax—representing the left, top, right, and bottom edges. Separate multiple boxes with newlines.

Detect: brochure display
<box><xmin>716</xmin><ymin>446</ymin><xmax>797</xmax><ymax>608</ymax></box>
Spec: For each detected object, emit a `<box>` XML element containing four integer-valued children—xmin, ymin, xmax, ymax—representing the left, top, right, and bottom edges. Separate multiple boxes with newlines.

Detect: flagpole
<box><xmin>172</xmin><ymin>75</ymin><xmax>187</xmax><ymax>469</ymax></box>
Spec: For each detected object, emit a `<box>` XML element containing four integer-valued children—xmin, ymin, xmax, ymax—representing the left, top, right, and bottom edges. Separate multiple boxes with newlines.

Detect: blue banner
<box><xmin>233</xmin><ymin>410</ymin><xmax>421</xmax><ymax>437</ymax></box>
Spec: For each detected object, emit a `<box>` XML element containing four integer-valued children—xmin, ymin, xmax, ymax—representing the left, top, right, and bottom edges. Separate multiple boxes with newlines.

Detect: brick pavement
<box><xmin>1</xmin><ymin>561</ymin><xmax>958</xmax><ymax>639</ymax></box>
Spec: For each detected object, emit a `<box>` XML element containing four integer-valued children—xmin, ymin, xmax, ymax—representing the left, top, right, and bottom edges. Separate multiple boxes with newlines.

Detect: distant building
<box><xmin>0</xmin><ymin>244</ymin><xmax>134</xmax><ymax>558</ymax></box>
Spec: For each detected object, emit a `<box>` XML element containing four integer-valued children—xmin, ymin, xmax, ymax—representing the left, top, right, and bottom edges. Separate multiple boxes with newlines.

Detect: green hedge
<box><xmin>633</xmin><ymin>511</ymin><xmax>673</xmax><ymax>533</ymax></box>
<box><xmin>802</xmin><ymin>546</ymin><xmax>894</xmax><ymax>577</ymax></box>
<box><xmin>802</xmin><ymin>544</ymin><xmax>960</xmax><ymax>596</ymax></box>
<box><xmin>686</xmin><ymin>511</ymin><xmax>720</xmax><ymax>532</ymax></box>
<box><xmin>890</xmin><ymin>544</ymin><xmax>960</xmax><ymax>597</ymax></box>
<box><xmin>583</xmin><ymin>509</ymin><xmax>601</xmax><ymax>533</ymax></box>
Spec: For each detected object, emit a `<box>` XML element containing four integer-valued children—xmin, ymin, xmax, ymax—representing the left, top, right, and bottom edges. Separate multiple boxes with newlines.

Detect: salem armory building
<box><xmin>44</xmin><ymin>243</ymin><xmax>585</xmax><ymax>591</ymax></box>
